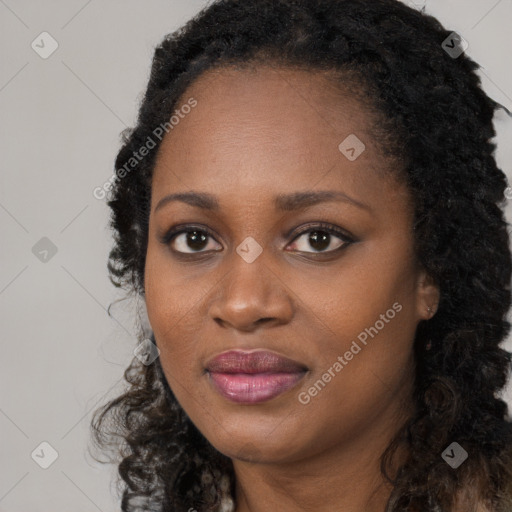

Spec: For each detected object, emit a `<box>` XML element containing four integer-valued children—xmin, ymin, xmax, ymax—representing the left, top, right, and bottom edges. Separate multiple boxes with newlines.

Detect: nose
<box><xmin>208</xmin><ymin>250</ymin><xmax>294</xmax><ymax>332</ymax></box>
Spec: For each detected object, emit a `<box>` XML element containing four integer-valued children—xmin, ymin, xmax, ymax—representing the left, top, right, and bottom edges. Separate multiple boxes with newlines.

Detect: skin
<box><xmin>144</xmin><ymin>65</ymin><xmax>440</xmax><ymax>512</ymax></box>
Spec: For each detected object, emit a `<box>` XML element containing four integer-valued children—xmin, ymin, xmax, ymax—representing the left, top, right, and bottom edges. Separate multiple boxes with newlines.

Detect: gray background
<box><xmin>1</xmin><ymin>1</ymin><xmax>511</xmax><ymax>510</ymax></box>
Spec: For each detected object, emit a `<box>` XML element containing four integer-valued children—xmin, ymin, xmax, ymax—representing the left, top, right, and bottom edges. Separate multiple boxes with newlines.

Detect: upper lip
<box><xmin>205</xmin><ymin>349</ymin><xmax>308</xmax><ymax>374</ymax></box>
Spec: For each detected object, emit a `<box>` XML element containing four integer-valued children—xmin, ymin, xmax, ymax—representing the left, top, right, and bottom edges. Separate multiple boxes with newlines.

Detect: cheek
<box><xmin>303</xmin><ymin>292</ymin><xmax>416</xmax><ymax>400</ymax></box>
<box><xmin>145</xmin><ymin>239</ymin><xmax>206</xmax><ymax>330</ymax></box>
<box><xmin>145</xmin><ymin>271</ymin><xmax>207</xmax><ymax>412</ymax></box>
<box><xmin>290</xmin><ymin>245</ymin><xmax>417</xmax><ymax>346</ymax></box>
<box><xmin>144</xmin><ymin>246</ymin><xmax>202</xmax><ymax>372</ymax></box>
<box><xmin>294</xmin><ymin>249</ymin><xmax>419</xmax><ymax>404</ymax></box>
<box><xmin>293</xmin><ymin>284</ymin><xmax>417</xmax><ymax>449</ymax></box>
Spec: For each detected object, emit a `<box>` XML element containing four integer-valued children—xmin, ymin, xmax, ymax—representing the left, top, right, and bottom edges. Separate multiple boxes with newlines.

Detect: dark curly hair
<box><xmin>90</xmin><ymin>0</ymin><xmax>512</xmax><ymax>510</ymax></box>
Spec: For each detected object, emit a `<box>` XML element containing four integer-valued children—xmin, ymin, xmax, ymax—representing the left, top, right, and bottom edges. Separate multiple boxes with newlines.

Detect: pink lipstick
<box><xmin>205</xmin><ymin>350</ymin><xmax>307</xmax><ymax>404</ymax></box>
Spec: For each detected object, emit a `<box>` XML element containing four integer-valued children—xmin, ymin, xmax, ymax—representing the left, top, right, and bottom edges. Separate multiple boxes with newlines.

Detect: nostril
<box><xmin>256</xmin><ymin>317</ymin><xmax>274</xmax><ymax>325</ymax></box>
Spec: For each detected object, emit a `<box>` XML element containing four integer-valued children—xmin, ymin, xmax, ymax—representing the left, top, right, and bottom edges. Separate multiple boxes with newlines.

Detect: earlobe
<box><xmin>415</xmin><ymin>269</ymin><xmax>440</xmax><ymax>321</ymax></box>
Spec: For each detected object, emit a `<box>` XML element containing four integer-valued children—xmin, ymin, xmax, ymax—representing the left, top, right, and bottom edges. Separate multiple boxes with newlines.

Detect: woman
<box><xmin>90</xmin><ymin>0</ymin><xmax>512</xmax><ymax>510</ymax></box>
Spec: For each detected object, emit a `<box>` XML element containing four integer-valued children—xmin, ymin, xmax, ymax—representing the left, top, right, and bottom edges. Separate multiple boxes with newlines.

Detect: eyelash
<box><xmin>159</xmin><ymin>222</ymin><xmax>355</xmax><ymax>258</ymax></box>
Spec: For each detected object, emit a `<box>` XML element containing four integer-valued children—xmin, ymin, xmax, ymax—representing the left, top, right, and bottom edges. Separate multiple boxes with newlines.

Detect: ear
<box><xmin>414</xmin><ymin>267</ymin><xmax>440</xmax><ymax>321</ymax></box>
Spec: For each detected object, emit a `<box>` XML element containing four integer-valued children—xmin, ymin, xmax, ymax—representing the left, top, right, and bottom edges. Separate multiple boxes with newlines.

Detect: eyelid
<box><xmin>158</xmin><ymin>224</ymin><xmax>220</xmax><ymax>247</ymax></box>
<box><xmin>287</xmin><ymin>222</ymin><xmax>354</xmax><ymax>244</ymax></box>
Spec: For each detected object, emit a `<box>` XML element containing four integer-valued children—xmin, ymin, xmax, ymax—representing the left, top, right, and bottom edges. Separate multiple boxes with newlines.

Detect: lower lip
<box><xmin>208</xmin><ymin>372</ymin><xmax>306</xmax><ymax>404</ymax></box>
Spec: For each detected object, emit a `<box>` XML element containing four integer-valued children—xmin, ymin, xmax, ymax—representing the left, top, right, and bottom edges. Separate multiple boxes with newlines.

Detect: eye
<box><xmin>161</xmin><ymin>226</ymin><xmax>221</xmax><ymax>254</ymax></box>
<box><xmin>286</xmin><ymin>222</ymin><xmax>354</xmax><ymax>254</ymax></box>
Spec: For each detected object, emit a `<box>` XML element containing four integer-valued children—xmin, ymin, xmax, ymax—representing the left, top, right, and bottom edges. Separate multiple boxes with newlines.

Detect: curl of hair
<box><xmin>90</xmin><ymin>0</ymin><xmax>512</xmax><ymax>510</ymax></box>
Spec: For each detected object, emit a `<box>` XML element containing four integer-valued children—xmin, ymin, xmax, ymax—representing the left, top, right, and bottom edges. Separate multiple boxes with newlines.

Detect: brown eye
<box><xmin>291</xmin><ymin>223</ymin><xmax>355</xmax><ymax>254</ymax></box>
<box><xmin>288</xmin><ymin>228</ymin><xmax>348</xmax><ymax>253</ymax></box>
<box><xmin>163</xmin><ymin>227</ymin><xmax>222</xmax><ymax>254</ymax></box>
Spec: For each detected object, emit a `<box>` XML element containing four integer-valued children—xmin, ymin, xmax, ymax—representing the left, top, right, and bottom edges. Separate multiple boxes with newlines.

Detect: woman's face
<box><xmin>144</xmin><ymin>65</ymin><xmax>439</xmax><ymax>465</ymax></box>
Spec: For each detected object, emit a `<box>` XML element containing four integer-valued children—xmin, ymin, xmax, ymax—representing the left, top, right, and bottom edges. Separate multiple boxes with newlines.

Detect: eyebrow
<box><xmin>154</xmin><ymin>190</ymin><xmax>372</xmax><ymax>213</ymax></box>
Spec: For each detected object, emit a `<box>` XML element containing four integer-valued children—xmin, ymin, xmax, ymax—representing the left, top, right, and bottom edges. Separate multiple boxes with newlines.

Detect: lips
<box><xmin>205</xmin><ymin>350</ymin><xmax>307</xmax><ymax>404</ymax></box>
<box><xmin>206</xmin><ymin>350</ymin><xmax>307</xmax><ymax>374</ymax></box>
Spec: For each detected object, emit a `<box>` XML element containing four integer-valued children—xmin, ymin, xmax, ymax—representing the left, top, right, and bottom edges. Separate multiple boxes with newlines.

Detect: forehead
<box><xmin>184</xmin><ymin>64</ymin><xmax>365</xmax><ymax>120</ymax></box>
<box><xmin>151</xmin><ymin>65</ymin><xmax>408</xmax><ymax>210</ymax></box>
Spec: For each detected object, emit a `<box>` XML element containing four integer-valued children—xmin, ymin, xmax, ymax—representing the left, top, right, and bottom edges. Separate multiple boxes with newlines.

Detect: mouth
<box><xmin>205</xmin><ymin>349</ymin><xmax>308</xmax><ymax>404</ymax></box>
